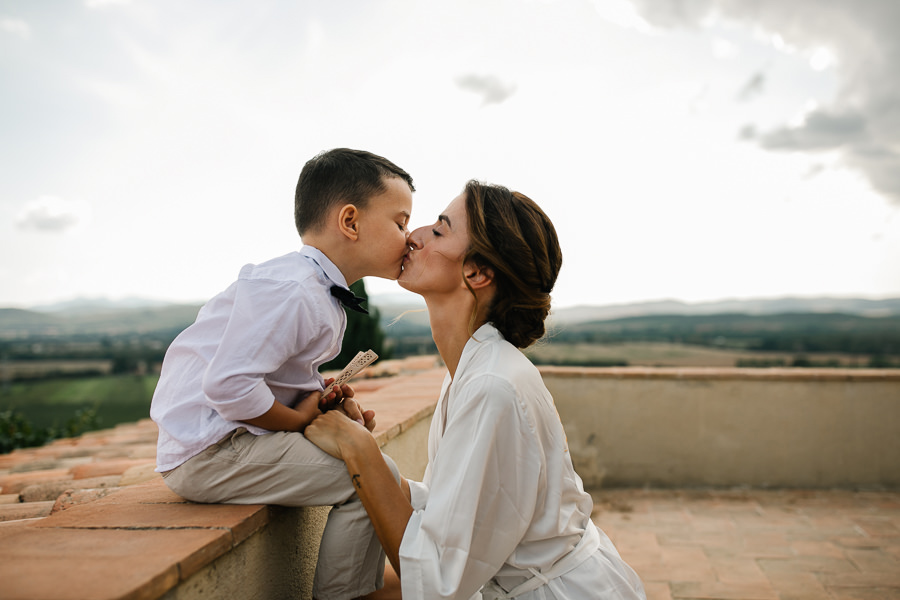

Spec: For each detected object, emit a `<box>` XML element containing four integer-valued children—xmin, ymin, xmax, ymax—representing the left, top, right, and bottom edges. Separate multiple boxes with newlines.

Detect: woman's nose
<box><xmin>407</xmin><ymin>226</ymin><xmax>426</xmax><ymax>249</ymax></box>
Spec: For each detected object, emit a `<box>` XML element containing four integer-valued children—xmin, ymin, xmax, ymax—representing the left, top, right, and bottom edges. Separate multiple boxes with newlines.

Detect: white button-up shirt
<box><xmin>400</xmin><ymin>324</ymin><xmax>645</xmax><ymax>599</ymax></box>
<box><xmin>151</xmin><ymin>247</ymin><xmax>349</xmax><ymax>472</ymax></box>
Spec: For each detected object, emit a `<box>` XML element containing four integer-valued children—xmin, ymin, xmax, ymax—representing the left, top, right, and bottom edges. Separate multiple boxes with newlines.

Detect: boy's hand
<box><xmin>291</xmin><ymin>388</ymin><xmax>326</xmax><ymax>429</ymax></box>
<box><xmin>318</xmin><ymin>378</ymin><xmax>352</xmax><ymax>412</ymax></box>
<box><xmin>314</xmin><ymin>381</ymin><xmax>375</xmax><ymax>430</ymax></box>
<box><xmin>244</xmin><ymin>380</ymin><xmax>369</xmax><ymax>435</ymax></box>
<box><xmin>290</xmin><ymin>378</ymin><xmax>344</xmax><ymax>427</ymax></box>
<box><xmin>323</xmin><ymin>383</ymin><xmax>368</xmax><ymax>427</ymax></box>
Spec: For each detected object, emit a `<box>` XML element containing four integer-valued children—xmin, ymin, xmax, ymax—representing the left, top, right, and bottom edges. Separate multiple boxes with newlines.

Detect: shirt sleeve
<box><xmin>201</xmin><ymin>276</ymin><xmax>322</xmax><ymax>422</ymax></box>
<box><xmin>399</xmin><ymin>374</ymin><xmax>544</xmax><ymax>599</ymax></box>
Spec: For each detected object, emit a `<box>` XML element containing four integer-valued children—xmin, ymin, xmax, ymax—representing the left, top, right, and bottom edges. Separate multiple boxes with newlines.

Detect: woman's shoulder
<box><xmin>461</xmin><ymin>325</ymin><xmax>534</xmax><ymax>375</ymax></box>
<box><xmin>455</xmin><ymin>326</ymin><xmax>547</xmax><ymax>404</ymax></box>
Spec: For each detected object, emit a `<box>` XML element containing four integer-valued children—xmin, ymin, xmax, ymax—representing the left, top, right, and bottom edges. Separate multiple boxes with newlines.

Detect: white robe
<box><xmin>399</xmin><ymin>324</ymin><xmax>646</xmax><ymax>599</ymax></box>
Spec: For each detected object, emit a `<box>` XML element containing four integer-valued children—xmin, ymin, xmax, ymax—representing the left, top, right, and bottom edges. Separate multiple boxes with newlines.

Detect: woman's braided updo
<box><xmin>463</xmin><ymin>180</ymin><xmax>562</xmax><ymax>349</ymax></box>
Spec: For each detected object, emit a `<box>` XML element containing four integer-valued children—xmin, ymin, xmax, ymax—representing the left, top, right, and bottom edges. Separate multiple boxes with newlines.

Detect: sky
<box><xmin>2</xmin><ymin>0</ymin><xmax>899</xmax><ymax>310</ymax></box>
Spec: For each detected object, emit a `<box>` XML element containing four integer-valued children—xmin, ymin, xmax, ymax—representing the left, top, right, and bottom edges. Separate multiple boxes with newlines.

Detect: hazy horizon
<box><xmin>8</xmin><ymin>289</ymin><xmax>900</xmax><ymax>314</ymax></box>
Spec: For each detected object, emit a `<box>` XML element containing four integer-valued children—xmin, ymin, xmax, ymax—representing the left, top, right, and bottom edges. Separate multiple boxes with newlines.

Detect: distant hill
<box><xmin>0</xmin><ymin>308</ymin><xmax>60</xmax><ymax>333</ymax></box>
<box><xmin>29</xmin><ymin>296</ymin><xmax>177</xmax><ymax>314</ymax></box>
<box><xmin>545</xmin><ymin>312</ymin><xmax>900</xmax><ymax>355</ymax></box>
<box><xmin>548</xmin><ymin>296</ymin><xmax>900</xmax><ymax>324</ymax></box>
<box><xmin>379</xmin><ymin>294</ymin><xmax>900</xmax><ymax>330</ymax></box>
<box><xmin>2</xmin><ymin>295</ymin><xmax>899</xmax><ymax>340</ymax></box>
<box><xmin>0</xmin><ymin>304</ymin><xmax>202</xmax><ymax>338</ymax></box>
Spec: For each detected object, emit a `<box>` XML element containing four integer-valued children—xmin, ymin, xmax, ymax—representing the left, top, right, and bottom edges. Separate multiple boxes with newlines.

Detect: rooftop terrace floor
<box><xmin>591</xmin><ymin>487</ymin><xmax>900</xmax><ymax>600</ymax></box>
<box><xmin>370</xmin><ymin>486</ymin><xmax>900</xmax><ymax>600</ymax></box>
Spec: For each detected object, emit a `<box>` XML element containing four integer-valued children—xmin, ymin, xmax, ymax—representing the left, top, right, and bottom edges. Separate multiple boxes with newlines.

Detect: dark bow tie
<box><xmin>330</xmin><ymin>285</ymin><xmax>369</xmax><ymax>314</ymax></box>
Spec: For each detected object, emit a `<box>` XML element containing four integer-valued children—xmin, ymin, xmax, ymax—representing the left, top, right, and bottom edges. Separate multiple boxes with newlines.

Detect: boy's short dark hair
<box><xmin>294</xmin><ymin>148</ymin><xmax>415</xmax><ymax>236</ymax></box>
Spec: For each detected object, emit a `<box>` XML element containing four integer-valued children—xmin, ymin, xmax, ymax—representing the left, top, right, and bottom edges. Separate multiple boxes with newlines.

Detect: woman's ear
<box><xmin>463</xmin><ymin>262</ymin><xmax>494</xmax><ymax>290</ymax></box>
<box><xmin>338</xmin><ymin>204</ymin><xmax>359</xmax><ymax>240</ymax></box>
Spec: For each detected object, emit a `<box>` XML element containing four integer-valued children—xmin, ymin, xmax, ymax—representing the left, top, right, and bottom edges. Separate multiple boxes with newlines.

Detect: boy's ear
<box><xmin>463</xmin><ymin>261</ymin><xmax>494</xmax><ymax>290</ymax></box>
<box><xmin>337</xmin><ymin>204</ymin><xmax>360</xmax><ymax>241</ymax></box>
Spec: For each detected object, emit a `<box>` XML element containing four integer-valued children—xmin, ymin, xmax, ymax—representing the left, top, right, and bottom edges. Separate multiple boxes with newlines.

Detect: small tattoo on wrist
<box><xmin>352</xmin><ymin>474</ymin><xmax>361</xmax><ymax>489</ymax></box>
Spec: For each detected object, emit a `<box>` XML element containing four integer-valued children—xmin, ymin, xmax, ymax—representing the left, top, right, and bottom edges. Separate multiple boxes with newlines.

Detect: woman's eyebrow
<box><xmin>438</xmin><ymin>214</ymin><xmax>451</xmax><ymax>228</ymax></box>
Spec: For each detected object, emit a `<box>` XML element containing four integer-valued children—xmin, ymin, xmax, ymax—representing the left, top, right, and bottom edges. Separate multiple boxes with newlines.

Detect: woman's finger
<box><xmin>362</xmin><ymin>409</ymin><xmax>376</xmax><ymax>432</ymax></box>
<box><xmin>340</xmin><ymin>397</ymin><xmax>366</xmax><ymax>425</ymax></box>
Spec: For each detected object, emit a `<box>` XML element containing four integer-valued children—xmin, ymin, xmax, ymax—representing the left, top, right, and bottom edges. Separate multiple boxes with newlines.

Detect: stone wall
<box><xmin>542</xmin><ymin>367</ymin><xmax>900</xmax><ymax>489</ymax></box>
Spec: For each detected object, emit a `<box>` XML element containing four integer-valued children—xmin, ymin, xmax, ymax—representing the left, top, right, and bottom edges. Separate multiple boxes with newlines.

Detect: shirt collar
<box><xmin>300</xmin><ymin>245</ymin><xmax>350</xmax><ymax>289</ymax></box>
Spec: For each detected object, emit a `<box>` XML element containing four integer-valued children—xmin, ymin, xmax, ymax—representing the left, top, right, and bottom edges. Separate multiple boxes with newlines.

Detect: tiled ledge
<box><xmin>0</xmin><ymin>358</ymin><xmax>446</xmax><ymax>600</ymax></box>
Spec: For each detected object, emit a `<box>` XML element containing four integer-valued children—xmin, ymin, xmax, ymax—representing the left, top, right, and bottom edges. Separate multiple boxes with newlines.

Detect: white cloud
<box><xmin>16</xmin><ymin>196</ymin><xmax>92</xmax><ymax>233</ymax></box>
<box><xmin>626</xmin><ymin>0</ymin><xmax>900</xmax><ymax>202</ymax></box>
<box><xmin>809</xmin><ymin>47</ymin><xmax>835</xmax><ymax>72</ymax></box>
<box><xmin>736</xmin><ymin>71</ymin><xmax>765</xmax><ymax>102</ymax></box>
<box><xmin>759</xmin><ymin>108</ymin><xmax>868</xmax><ymax>150</ymax></box>
<box><xmin>0</xmin><ymin>16</ymin><xmax>31</xmax><ymax>38</ymax></box>
<box><xmin>454</xmin><ymin>74</ymin><xmax>517</xmax><ymax>106</ymax></box>
<box><xmin>591</xmin><ymin>0</ymin><xmax>655</xmax><ymax>33</ymax></box>
<box><xmin>84</xmin><ymin>0</ymin><xmax>132</xmax><ymax>9</ymax></box>
<box><xmin>711</xmin><ymin>37</ymin><xmax>738</xmax><ymax>59</ymax></box>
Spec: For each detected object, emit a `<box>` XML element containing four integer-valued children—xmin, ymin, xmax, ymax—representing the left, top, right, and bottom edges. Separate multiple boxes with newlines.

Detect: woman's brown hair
<box><xmin>463</xmin><ymin>180</ymin><xmax>562</xmax><ymax>349</ymax></box>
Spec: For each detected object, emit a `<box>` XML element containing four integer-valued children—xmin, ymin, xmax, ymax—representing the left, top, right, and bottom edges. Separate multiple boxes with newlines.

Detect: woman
<box><xmin>306</xmin><ymin>181</ymin><xmax>645</xmax><ymax>599</ymax></box>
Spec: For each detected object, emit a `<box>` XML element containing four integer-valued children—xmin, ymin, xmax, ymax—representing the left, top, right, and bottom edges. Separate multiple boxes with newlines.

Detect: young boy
<box><xmin>150</xmin><ymin>148</ymin><xmax>414</xmax><ymax>599</ymax></box>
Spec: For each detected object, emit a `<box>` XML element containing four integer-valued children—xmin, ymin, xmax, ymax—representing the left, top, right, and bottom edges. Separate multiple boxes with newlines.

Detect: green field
<box><xmin>0</xmin><ymin>374</ymin><xmax>159</xmax><ymax>431</ymax></box>
<box><xmin>524</xmin><ymin>341</ymin><xmax>884</xmax><ymax>368</ymax></box>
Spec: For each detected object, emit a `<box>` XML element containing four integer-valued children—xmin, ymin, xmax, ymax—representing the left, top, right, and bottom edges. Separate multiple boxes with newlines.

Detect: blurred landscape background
<box><xmin>3</xmin><ymin>290</ymin><xmax>899</xmax><ymax>452</ymax></box>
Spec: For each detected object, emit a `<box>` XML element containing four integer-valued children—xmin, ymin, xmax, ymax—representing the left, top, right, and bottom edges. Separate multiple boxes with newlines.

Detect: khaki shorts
<box><xmin>164</xmin><ymin>428</ymin><xmax>400</xmax><ymax>600</ymax></box>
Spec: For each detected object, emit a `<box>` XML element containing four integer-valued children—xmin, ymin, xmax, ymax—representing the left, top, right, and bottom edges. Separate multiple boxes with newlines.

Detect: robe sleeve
<box><xmin>408</xmin><ymin>480</ymin><xmax>430</xmax><ymax>511</ymax></box>
<box><xmin>399</xmin><ymin>374</ymin><xmax>544</xmax><ymax>599</ymax></box>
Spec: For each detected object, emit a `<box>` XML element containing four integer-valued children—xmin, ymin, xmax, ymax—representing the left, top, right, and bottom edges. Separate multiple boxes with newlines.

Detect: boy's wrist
<box><xmin>293</xmin><ymin>403</ymin><xmax>321</xmax><ymax>432</ymax></box>
<box><xmin>293</xmin><ymin>390</ymin><xmax>326</xmax><ymax>432</ymax></box>
<box><xmin>243</xmin><ymin>398</ymin><xmax>318</xmax><ymax>433</ymax></box>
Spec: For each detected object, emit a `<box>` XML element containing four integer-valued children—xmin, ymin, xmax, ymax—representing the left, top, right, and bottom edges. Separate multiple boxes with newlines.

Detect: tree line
<box><xmin>546</xmin><ymin>312</ymin><xmax>900</xmax><ymax>357</ymax></box>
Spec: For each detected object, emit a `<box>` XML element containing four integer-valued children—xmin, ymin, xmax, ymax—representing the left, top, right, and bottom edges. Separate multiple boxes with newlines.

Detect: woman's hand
<box><xmin>308</xmin><ymin>406</ymin><xmax>413</xmax><ymax>577</ymax></box>
<box><xmin>340</xmin><ymin>395</ymin><xmax>377</xmax><ymax>432</ymax></box>
<box><xmin>317</xmin><ymin>382</ymin><xmax>374</xmax><ymax>428</ymax></box>
<box><xmin>305</xmin><ymin>409</ymin><xmax>370</xmax><ymax>460</ymax></box>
